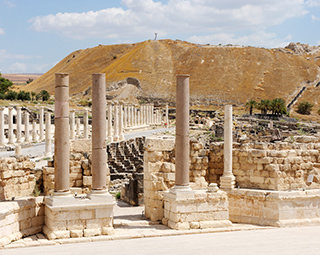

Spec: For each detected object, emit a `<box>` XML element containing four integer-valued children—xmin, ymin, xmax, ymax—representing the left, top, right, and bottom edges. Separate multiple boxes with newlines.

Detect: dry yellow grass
<box><xmin>20</xmin><ymin>39</ymin><xmax>320</xmax><ymax>107</ymax></box>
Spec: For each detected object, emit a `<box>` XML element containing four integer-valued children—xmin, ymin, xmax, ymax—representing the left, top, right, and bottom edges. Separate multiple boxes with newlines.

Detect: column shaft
<box><xmin>175</xmin><ymin>75</ymin><xmax>190</xmax><ymax>187</ymax></box>
<box><xmin>92</xmin><ymin>73</ymin><xmax>107</xmax><ymax>191</ymax></box>
<box><xmin>54</xmin><ymin>73</ymin><xmax>70</xmax><ymax>193</ymax></box>
<box><xmin>16</xmin><ymin>107</ymin><xmax>22</xmax><ymax>143</ymax></box>
<box><xmin>84</xmin><ymin>110</ymin><xmax>89</xmax><ymax>139</ymax></box>
<box><xmin>39</xmin><ymin>107</ymin><xmax>44</xmax><ymax>141</ymax></box>
<box><xmin>45</xmin><ymin>112</ymin><xmax>52</xmax><ymax>157</ymax></box>
<box><xmin>24</xmin><ymin>112</ymin><xmax>30</xmax><ymax>142</ymax></box>
<box><xmin>0</xmin><ymin>108</ymin><xmax>4</xmax><ymax>145</ymax></box>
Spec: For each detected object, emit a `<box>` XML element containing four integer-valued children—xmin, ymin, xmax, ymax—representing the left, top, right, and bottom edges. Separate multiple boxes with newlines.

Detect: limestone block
<box><xmin>254</xmin><ymin>157</ymin><xmax>273</xmax><ymax>164</ymax></box>
<box><xmin>249</xmin><ymin>149</ymin><xmax>267</xmax><ymax>158</ymax></box>
<box><xmin>145</xmin><ymin>151</ymin><xmax>163</xmax><ymax>162</ymax></box>
<box><xmin>83</xmin><ymin>176</ymin><xmax>92</xmax><ymax>186</ymax></box>
<box><xmin>145</xmin><ymin>162</ymin><xmax>163</xmax><ymax>173</ymax></box>
<box><xmin>167</xmin><ymin>220</ymin><xmax>189</xmax><ymax>230</ymax></box>
<box><xmin>189</xmin><ymin>221</ymin><xmax>200</xmax><ymax>229</ymax></box>
<box><xmin>67</xmin><ymin>220</ymin><xmax>86</xmax><ymax>230</ymax></box>
<box><xmin>70</xmin><ymin>229</ymin><xmax>83</xmax><ymax>238</ymax></box>
<box><xmin>144</xmin><ymin>137</ymin><xmax>175</xmax><ymax>152</ymax></box>
<box><xmin>101</xmin><ymin>227</ymin><xmax>114</xmax><ymax>235</ymax></box>
<box><xmin>161</xmin><ymin>162</ymin><xmax>175</xmax><ymax>173</ymax></box>
<box><xmin>31</xmin><ymin>215</ymin><xmax>44</xmax><ymax>227</ymax></box>
<box><xmin>95</xmin><ymin>208</ymin><xmax>113</xmax><ymax>219</ymax></box>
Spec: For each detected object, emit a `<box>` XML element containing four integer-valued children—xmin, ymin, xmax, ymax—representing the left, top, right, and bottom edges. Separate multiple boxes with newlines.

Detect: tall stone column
<box><xmin>220</xmin><ymin>105</ymin><xmax>235</xmax><ymax>190</ymax></box>
<box><xmin>151</xmin><ymin>104</ymin><xmax>154</xmax><ymax>125</ymax></box>
<box><xmin>8</xmin><ymin>107</ymin><xmax>14</xmax><ymax>144</ymax></box>
<box><xmin>76</xmin><ymin>118</ymin><xmax>81</xmax><ymax>136</ymax></box>
<box><xmin>138</xmin><ymin>108</ymin><xmax>141</xmax><ymax>126</ymax></box>
<box><xmin>70</xmin><ymin>110</ymin><xmax>75</xmax><ymax>140</ymax></box>
<box><xmin>54</xmin><ymin>73</ymin><xmax>70</xmax><ymax>194</ymax></box>
<box><xmin>16</xmin><ymin>107</ymin><xmax>22</xmax><ymax>143</ymax></box>
<box><xmin>175</xmin><ymin>74</ymin><xmax>190</xmax><ymax>188</ymax></box>
<box><xmin>119</xmin><ymin>102</ymin><xmax>124</xmax><ymax>140</ymax></box>
<box><xmin>32</xmin><ymin>120</ymin><xmax>38</xmax><ymax>143</ymax></box>
<box><xmin>107</xmin><ymin>101</ymin><xmax>113</xmax><ymax>143</ymax></box>
<box><xmin>113</xmin><ymin>101</ymin><xmax>119</xmax><ymax>142</ymax></box>
<box><xmin>165</xmin><ymin>104</ymin><xmax>169</xmax><ymax>128</ymax></box>
<box><xmin>84</xmin><ymin>110</ymin><xmax>89</xmax><ymax>139</ymax></box>
<box><xmin>91</xmin><ymin>73</ymin><xmax>108</xmax><ymax>192</ymax></box>
<box><xmin>45</xmin><ymin>112</ymin><xmax>52</xmax><ymax>157</ymax></box>
<box><xmin>123</xmin><ymin>104</ymin><xmax>128</xmax><ymax>129</ymax></box>
<box><xmin>0</xmin><ymin>107</ymin><xmax>4</xmax><ymax>146</ymax></box>
<box><xmin>39</xmin><ymin>107</ymin><xmax>45</xmax><ymax>141</ymax></box>
<box><xmin>133</xmin><ymin>105</ymin><xmax>137</xmax><ymax>127</ymax></box>
<box><xmin>24</xmin><ymin>112</ymin><xmax>30</xmax><ymax>143</ymax></box>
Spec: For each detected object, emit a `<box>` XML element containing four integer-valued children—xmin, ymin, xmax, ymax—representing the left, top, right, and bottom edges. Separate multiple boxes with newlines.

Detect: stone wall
<box><xmin>0</xmin><ymin>197</ymin><xmax>44</xmax><ymax>247</ymax></box>
<box><xmin>207</xmin><ymin>136</ymin><xmax>320</xmax><ymax>191</ymax></box>
<box><xmin>0</xmin><ymin>156</ymin><xmax>37</xmax><ymax>200</ymax></box>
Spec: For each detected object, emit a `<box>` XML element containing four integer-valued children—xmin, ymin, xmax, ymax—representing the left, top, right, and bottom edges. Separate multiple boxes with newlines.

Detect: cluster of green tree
<box><xmin>245</xmin><ymin>98</ymin><xmax>287</xmax><ymax>116</ymax></box>
<box><xmin>0</xmin><ymin>73</ymin><xmax>50</xmax><ymax>101</ymax></box>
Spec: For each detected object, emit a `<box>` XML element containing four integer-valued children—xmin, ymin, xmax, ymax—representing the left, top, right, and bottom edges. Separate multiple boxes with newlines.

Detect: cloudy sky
<box><xmin>0</xmin><ymin>0</ymin><xmax>320</xmax><ymax>73</ymax></box>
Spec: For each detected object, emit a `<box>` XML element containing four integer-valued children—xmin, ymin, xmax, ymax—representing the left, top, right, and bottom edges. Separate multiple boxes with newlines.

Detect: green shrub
<box><xmin>297</xmin><ymin>101</ymin><xmax>313</xmax><ymax>115</ymax></box>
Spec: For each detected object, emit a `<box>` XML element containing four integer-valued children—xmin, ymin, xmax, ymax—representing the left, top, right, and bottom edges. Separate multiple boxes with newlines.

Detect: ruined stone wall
<box><xmin>0</xmin><ymin>197</ymin><xmax>44</xmax><ymax>247</ymax></box>
<box><xmin>0</xmin><ymin>156</ymin><xmax>37</xmax><ymax>200</ymax></box>
<box><xmin>207</xmin><ymin>136</ymin><xmax>320</xmax><ymax>191</ymax></box>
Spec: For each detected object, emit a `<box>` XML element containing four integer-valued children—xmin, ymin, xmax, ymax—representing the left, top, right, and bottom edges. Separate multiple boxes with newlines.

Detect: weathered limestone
<box><xmin>39</xmin><ymin>107</ymin><xmax>44</xmax><ymax>141</ymax></box>
<box><xmin>165</xmin><ymin>104</ymin><xmax>169</xmax><ymax>128</ymax></box>
<box><xmin>119</xmin><ymin>102</ymin><xmax>124</xmax><ymax>140</ymax></box>
<box><xmin>16</xmin><ymin>107</ymin><xmax>22</xmax><ymax>143</ymax></box>
<box><xmin>175</xmin><ymin>74</ymin><xmax>190</xmax><ymax>188</ymax></box>
<box><xmin>24</xmin><ymin>112</ymin><xmax>30</xmax><ymax>143</ymax></box>
<box><xmin>91</xmin><ymin>73</ymin><xmax>108</xmax><ymax>192</ymax></box>
<box><xmin>84</xmin><ymin>110</ymin><xmax>89</xmax><ymax>139</ymax></box>
<box><xmin>45</xmin><ymin>112</ymin><xmax>52</xmax><ymax>157</ymax></box>
<box><xmin>32</xmin><ymin>121</ymin><xmax>38</xmax><ymax>143</ymax></box>
<box><xmin>54</xmin><ymin>73</ymin><xmax>70</xmax><ymax>194</ymax></box>
<box><xmin>107</xmin><ymin>102</ymin><xmax>113</xmax><ymax>143</ymax></box>
<box><xmin>70</xmin><ymin>110</ymin><xmax>75</xmax><ymax>140</ymax></box>
<box><xmin>0</xmin><ymin>107</ymin><xmax>4</xmax><ymax>146</ymax></box>
<box><xmin>220</xmin><ymin>105</ymin><xmax>235</xmax><ymax>190</ymax></box>
<box><xmin>76</xmin><ymin>118</ymin><xmax>81</xmax><ymax>136</ymax></box>
<box><xmin>8</xmin><ymin>107</ymin><xmax>14</xmax><ymax>145</ymax></box>
<box><xmin>113</xmin><ymin>101</ymin><xmax>119</xmax><ymax>142</ymax></box>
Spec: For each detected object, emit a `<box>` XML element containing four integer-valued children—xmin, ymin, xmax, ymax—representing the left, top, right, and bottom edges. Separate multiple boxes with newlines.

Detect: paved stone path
<box><xmin>2</xmin><ymin>224</ymin><xmax>320</xmax><ymax>254</ymax></box>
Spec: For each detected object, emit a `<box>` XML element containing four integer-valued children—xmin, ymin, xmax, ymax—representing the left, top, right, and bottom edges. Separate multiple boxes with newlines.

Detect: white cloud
<box><xmin>0</xmin><ymin>28</ymin><xmax>4</xmax><ymax>35</ymax></box>
<box><xmin>306</xmin><ymin>0</ymin><xmax>320</xmax><ymax>7</ymax></box>
<box><xmin>312</xmin><ymin>15</ymin><xmax>320</xmax><ymax>20</ymax></box>
<box><xmin>0</xmin><ymin>49</ymin><xmax>41</xmax><ymax>61</ymax></box>
<box><xmin>188</xmin><ymin>31</ymin><xmax>292</xmax><ymax>48</ymax></box>
<box><xmin>29</xmin><ymin>0</ymin><xmax>308</xmax><ymax>42</ymax></box>
<box><xmin>3</xmin><ymin>0</ymin><xmax>16</xmax><ymax>7</ymax></box>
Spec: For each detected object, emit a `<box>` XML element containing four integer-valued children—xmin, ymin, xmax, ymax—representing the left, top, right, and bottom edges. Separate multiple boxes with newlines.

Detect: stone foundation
<box><xmin>43</xmin><ymin>193</ymin><xmax>115</xmax><ymax>240</ymax></box>
<box><xmin>229</xmin><ymin>188</ymin><xmax>320</xmax><ymax>227</ymax></box>
<box><xmin>0</xmin><ymin>196</ymin><xmax>44</xmax><ymax>247</ymax></box>
<box><xmin>162</xmin><ymin>187</ymin><xmax>232</xmax><ymax>230</ymax></box>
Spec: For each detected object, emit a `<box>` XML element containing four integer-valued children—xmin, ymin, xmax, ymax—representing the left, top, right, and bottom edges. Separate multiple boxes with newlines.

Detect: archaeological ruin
<box><xmin>0</xmin><ymin>72</ymin><xmax>320</xmax><ymax>248</ymax></box>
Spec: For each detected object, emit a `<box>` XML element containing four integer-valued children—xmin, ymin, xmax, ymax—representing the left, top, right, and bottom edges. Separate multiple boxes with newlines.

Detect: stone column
<box><xmin>133</xmin><ymin>105</ymin><xmax>137</xmax><ymax>127</ymax></box>
<box><xmin>119</xmin><ymin>102</ymin><xmax>124</xmax><ymax>140</ymax></box>
<box><xmin>138</xmin><ymin>108</ymin><xmax>141</xmax><ymax>126</ymax></box>
<box><xmin>220</xmin><ymin>105</ymin><xmax>235</xmax><ymax>190</ymax></box>
<box><xmin>91</xmin><ymin>73</ymin><xmax>108</xmax><ymax>192</ymax></box>
<box><xmin>76</xmin><ymin>118</ymin><xmax>81</xmax><ymax>136</ymax></box>
<box><xmin>113</xmin><ymin>101</ymin><xmax>119</xmax><ymax>142</ymax></box>
<box><xmin>32</xmin><ymin>120</ymin><xmax>38</xmax><ymax>143</ymax></box>
<box><xmin>54</xmin><ymin>73</ymin><xmax>70</xmax><ymax>194</ymax></box>
<box><xmin>70</xmin><ymin>110</ymin><xmax>75</xmax><ymax>140</ymax></box>
<box><xmin>0</xmin><ymin>107</ymin><xmax>4</xmax><ymax>145</ymax></box>
<box><xmin>8</xmin><ymin>107</ymin><xmax>14</xmax><ymax>144</ymax></box>
<box><xmin>123</xmin><ymin>104</ymin><xmax>128</xmax><ymax>129</ymax></box>
<box><xmin>151</xmin><ymin>104</ymin><xmax>154</xmax><ymax>125</ymax></box>
<box><xmin>39</xmin><ymin>107</ymin><xmax>45</xmax><ymax>141</ymax></box>
<box><xmin>175</xmin><ymin>74</ymin><xmax>190</xmax><ymax>188</ymax></box>
<box><xmin>165</xmin><ymin>104</ymin><xmax>169</xmax><ymax>128</ymax></box>
<box><xmin>16</xmin><ymin>107</ymin><xmax>22</xmax><ymax>143</ymax></box>
<box><xmin>84</xmin><ymin>110</ymin><xmax>89</xmax><ymax>139</ymax></box>
<box><xmin>45</xmin><ymin>111</ymin><xmax>52</xmax><ymax>157</ymax></box>
<box><xmin>24</xmin><ymin>112</ymin><xmax>30</xmax><ymax>143</ymax></box>
<box><xmin>107</xmin><ymin>101</ymin><xmax>113</xmax><ymax>143</ymax></box>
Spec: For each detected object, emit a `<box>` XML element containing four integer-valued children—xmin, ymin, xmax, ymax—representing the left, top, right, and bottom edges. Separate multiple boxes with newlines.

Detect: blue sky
<box><xmin>0</xmin><ymin>0</ymin><xmax>320</xmax><ymax>73</ymax></box>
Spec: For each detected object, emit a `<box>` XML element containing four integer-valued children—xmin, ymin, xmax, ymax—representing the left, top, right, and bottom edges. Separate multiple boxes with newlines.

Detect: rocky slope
<box><xmin>22</xmin><ymin>40</ymin><xmax>320</xmax><ymax>107</ymax></box>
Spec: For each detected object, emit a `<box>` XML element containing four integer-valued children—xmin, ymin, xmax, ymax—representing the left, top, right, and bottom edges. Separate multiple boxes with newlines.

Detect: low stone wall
<box><xmin>0</xmin><ymin>196</ymin><xmax>44</xmax><ymax>247</ymax></box>
<box><xmin>208</xmin><ymin>136</ymin><xmax>320</xmax><ymax>190</ymax></box>
<box><xmin>0</xmin><ymin>156</ymin><xmax>37</xmax><ymax>200</ymax></box>
<box><xmin>229</xmin><ymin>189</ymin><xmax>320</xmax><ymax>227</ymax></box>
<box><xmin>144</xmin><ymin>137</ymin><xmax>175</xmax><ymax>222</ymax></box>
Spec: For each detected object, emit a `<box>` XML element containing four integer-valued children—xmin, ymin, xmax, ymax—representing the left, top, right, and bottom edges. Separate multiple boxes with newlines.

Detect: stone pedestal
<box><xmin>162</xmin><ymin>187</ymin><xmax>232</xmax><ymax>230</ymax></box>
<box><xmin>43</xmin><ymin>195</ymin><xmax>115</xmax><ymax>240</ymax></box>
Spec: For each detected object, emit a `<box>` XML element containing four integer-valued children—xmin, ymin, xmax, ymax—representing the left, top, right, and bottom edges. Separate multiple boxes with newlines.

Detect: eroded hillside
<box><xmin>23</xmin><ymin>40</ymin><xmax>320</xmax><ymax>106</ymax></box>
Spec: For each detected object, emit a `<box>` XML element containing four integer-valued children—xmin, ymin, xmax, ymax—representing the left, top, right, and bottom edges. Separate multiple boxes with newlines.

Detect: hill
<box><xmin>22</xmin><ymin>40</ymin><xmax>320</xmax><ymax>108</ymax></box>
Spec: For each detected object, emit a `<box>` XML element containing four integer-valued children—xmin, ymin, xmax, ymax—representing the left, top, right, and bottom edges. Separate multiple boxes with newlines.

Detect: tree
<box><xmin>297</xmin><ymin>101</ymin><xmax>313</xmax><ymax>115</ymax></box>
<box><xmin>17</xmin><ymin>90</ymin><xmax>31</xmax><ymax>101</ymax></box>
<box><xmin>5</xmin><ymin>90</ymin><xmax>17</xmax><ymax>101</ymax></box>
<box><xmin>31</xmin><ymin>91</ymin><xmax>36</xmax><ymax>101</ymax></box>
<box><xmin>0</xmin><ymin>73</ymin><xmax>13</xmax><ymax>94</ymax></box>
<box><xmin>26</xmin><ymin>78</ymin><xmax>33</xmax><ymax>84</ymax></box>
<box><xmin>37</xmin><ymin>90</ymin><xmax>50</xmax><ymax>101</ymax></box>
<box><xmin>245</xmin><ymin>100</ymin><xmax>257</xmax><ymax>115</ymax></box>
<box><xmin>258</xmin><ymin>99</ymin><xmax>271</xmax><ymax>115</ymax></box>
<box><xmin>270</xmin><ymin>98</ymin><xmax>287</xmax><ymax>115</ymax></box>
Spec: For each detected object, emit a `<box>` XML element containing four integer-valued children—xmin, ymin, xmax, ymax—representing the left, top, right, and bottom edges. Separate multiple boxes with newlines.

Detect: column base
<box><xmin>219</xmin><ymin>175</ymin><xmax>236</xmax><ymax>190</ymax></box>
<box><xmin>44</xmin><ymin>191</ymin><xmax>115</xmax><ymax>240</ymax></box>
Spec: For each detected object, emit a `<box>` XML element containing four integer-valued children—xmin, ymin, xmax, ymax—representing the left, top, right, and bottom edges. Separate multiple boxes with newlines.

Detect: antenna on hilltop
<box><xmin>154</xmin><ymin>32</ymin><xmax>158</xmax><ymax>40</ymax></box>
